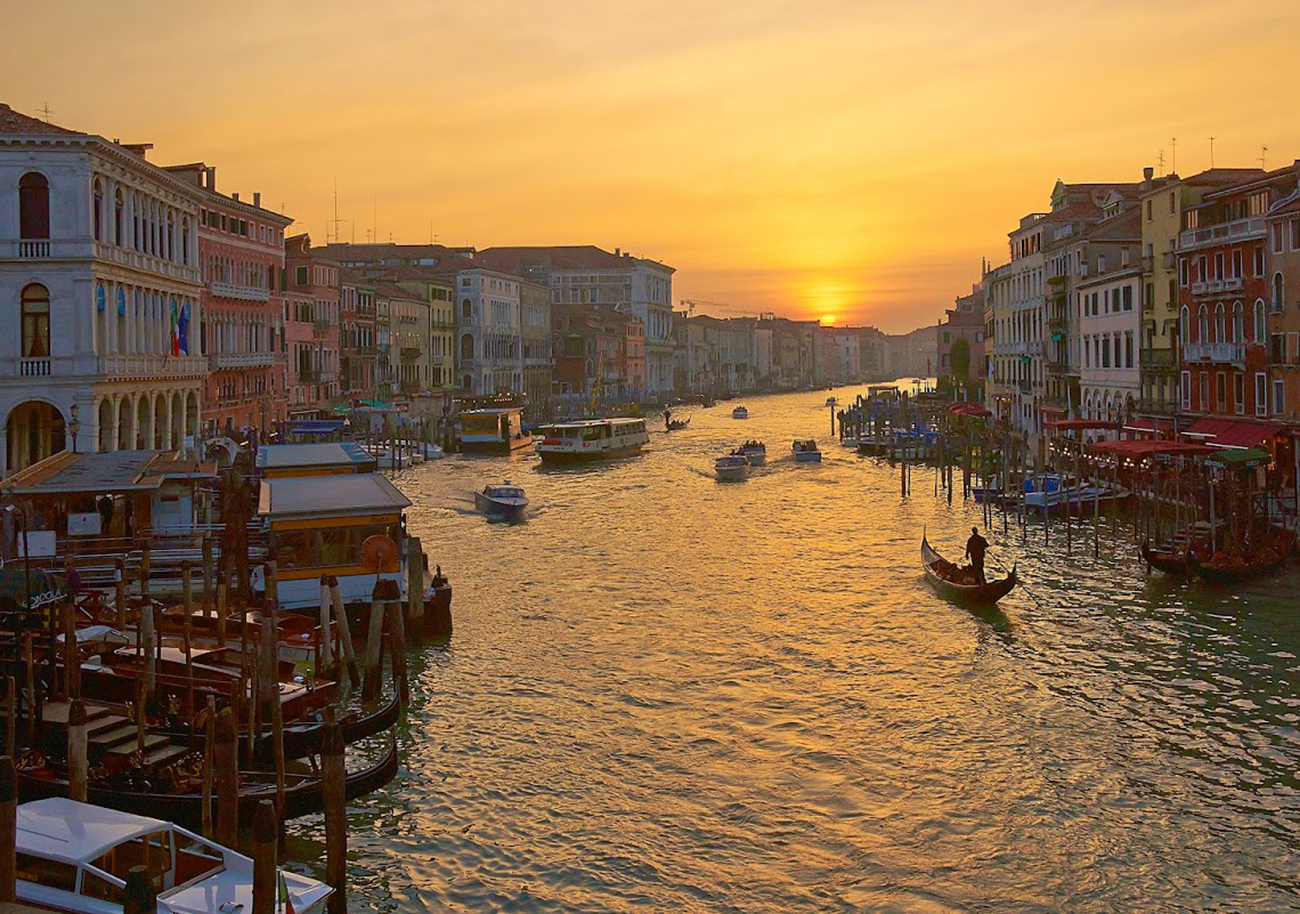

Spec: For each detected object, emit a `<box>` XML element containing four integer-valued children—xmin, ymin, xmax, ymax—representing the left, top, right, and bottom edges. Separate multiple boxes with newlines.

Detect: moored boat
<box><xmin>474</xmin><ymin>481</ymin><xmax>529</xmax><ymax>520</ymax></box>
<box><xmin>714</xmin><ymin>455</ymin><xmax>749</xmax><ymax>481</ymax></box>
<box><xmin>731</xmin><ymin>406</ymin><xmax>749</xmax><ymax>419</ymax></box>
<box><xmin>1186</xmin><ymin>526</ymin><xmax>1295</xmax><ymax>582</ymax></box>
<box><xmin>458</xmin><ymin>407</ymin><xmax>533</xmax><ymax>454</ymax></box>
<box><xmin>920</xmin><ymin>534</ymin><xmax>1017</xmax><ymax>604</ymax></box>
<box><xmin>791</xmin><ymin>439</ymin><xmax>822</xmax><ymax>462</ymax></box>
<box><xmin>537</xmin><ymin>418</ymin><xmax>650</xmax><ymax>463</ymax></box>
<box><xmin>16</xmin><ymin>797</ymin><xmax>333</xmax><ymax>914</ymax></box>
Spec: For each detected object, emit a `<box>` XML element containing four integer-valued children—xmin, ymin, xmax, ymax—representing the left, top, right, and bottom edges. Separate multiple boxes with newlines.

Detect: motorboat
<box><xmin>1022</xmin><ymin>474</ymin><xmax>1129</xmax><ymax>512</ymax></box>
<box><xmin>537</xmin><ymin>418</ymin><xmax>650</xmax><ymax>463</ymax></box>
<box><xmin>972</xmin><ymin>476</ymin><xmax>1004</xmax><ymax>504</ymax></box>
<box><xmin>16</xmin><ymin>797</ymin><xmax>332</xmax><ymax>914</ymax></box>
<box><xmin>791</xmin><ymin>440</ymin><xmax>822</xmax><ymax>462</ymax></box>
<box><xmin>714</xmin><ymin>455</ymin><xmax>749</xmax><ymax>481</ymax></box>
<box><xmin>475</xmin><ymin>481</ymin><xmax>529</xmax><ymax>520</ymax></box>
<box><xmin>731</xmin><ymin>406</ymin><xmax>749</xmax><ymax>419</ymax></box>
<box><xmin>736</xmin><ymin>441</ymin><xmax>766</xmax><ymax>466</ymax></box>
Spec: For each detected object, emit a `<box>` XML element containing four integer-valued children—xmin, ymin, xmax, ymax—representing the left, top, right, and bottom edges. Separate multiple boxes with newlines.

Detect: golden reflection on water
<box><xmin>287</xmin><ymin>387</ymin><xmax>1300</xmax><ymax>914</ymax></box>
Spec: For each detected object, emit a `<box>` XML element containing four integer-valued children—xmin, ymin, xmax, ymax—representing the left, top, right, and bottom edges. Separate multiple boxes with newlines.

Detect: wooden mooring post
<box><xmin>0</xmin><ymin>756</ymin><xmax>14</xmax><ymax>903</ymax></box>
<box><xmin>323</xmin><ymin>713</ymin><xmax>347</xmax><ymax>914</ymax></box>
<box><xmin>67</xmin><ymin>699</ymin><xmax>88</xmax><ymax>803</ymax></box>
<box><xmin>252</xmin><ymin>800</ymin><xmax>277</xmax><ymax>914</ymax></box>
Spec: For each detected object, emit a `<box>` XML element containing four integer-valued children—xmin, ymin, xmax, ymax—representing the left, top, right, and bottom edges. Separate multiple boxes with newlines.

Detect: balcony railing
<box><xmin>92</xmin><ymin>242</ymin><xmax>201</xmax><ymax>284</ymax></box>
<box><xmin>400</xmin><ymin>346</ymin><xmax>422</xmax><ymax>361</ymax></box>
<box><xmin>1178</xmin><ymin>217</ymin><xmax>1267</xmax><ymax>251</ymax></box>
<box><xmin>210</xmin><ymin>351</ymin><xmax>278</xmax><ymax>370</ymax></box>
<box><xmin>313</xmin><ymin>319</ymin><xmax>332</xmax><ymax>335</ymax></box>
<box><xmin>298</xmin><ymin>368</ymin><xmax>318</xmax><ymax>383</ymax></box>
<box><xmin>1184</xmin><ymin>342</ymin><xmax>1245</xmax><ymax>364</ymax></box>
<box><xmin>99</xmin><ymin>354</ymin><xmax>208</xmax><ymax>379</ymax></box>
<box><xmin>18</xmin><ymin>240</ymin><xmax>50</xmax><ymax>259</ymax></box>
<box><xmin>1139</xmin><ymin>348</ymin><xmax>1176</xmax><ymax>370</ymax></box>
<box><xmin>1134</xmin><ymin>398</ymin><xmax>1180</xmax><ymax>416</ymax></box>
<box><xmin>208</xmin><ymin>280</ymin><xmax>270</xmax><ymax>302</ymax></box>
<box><xmin>17</xmin><ymin>357</ymin><xmax>50</xmax><ymax>377</ymax></box>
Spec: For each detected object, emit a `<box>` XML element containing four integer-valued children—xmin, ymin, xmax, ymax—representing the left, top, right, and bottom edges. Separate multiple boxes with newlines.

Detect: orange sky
<box><xmin>7</xmin><ymin>0</ymin><xmax>1300</xmax><ymax>332</ymax></box>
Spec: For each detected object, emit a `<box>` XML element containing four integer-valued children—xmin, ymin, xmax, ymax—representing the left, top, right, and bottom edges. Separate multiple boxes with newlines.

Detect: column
<box><xmin>109</xmin><ymin>396</ymin><xmax>120</xmax><ymax>452</ymax></box>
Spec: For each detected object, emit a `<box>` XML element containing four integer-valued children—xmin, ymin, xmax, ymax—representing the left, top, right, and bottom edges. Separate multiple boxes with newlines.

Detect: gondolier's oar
<box><xmin>986</xmin><ymin>553</ymin><xmax>1046</xmax><ymax>610</ymax></box>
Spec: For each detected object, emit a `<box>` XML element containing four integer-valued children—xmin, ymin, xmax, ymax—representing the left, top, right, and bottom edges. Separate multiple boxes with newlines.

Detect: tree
<box><xmin>950</xmin><ymin>337</ymin><xmax>971</xmax><ymax>382</ymax></box>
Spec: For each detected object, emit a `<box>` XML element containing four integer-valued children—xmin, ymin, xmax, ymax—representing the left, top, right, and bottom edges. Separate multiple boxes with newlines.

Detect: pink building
<box><xmin>164</xmin><ymin>164</ymin><xmax>293</xmax><ymax>437</ymax></box>
<box><xmin>284</xmin><ymin>234</ymin><xmax>341</xmax><ymax>419</ymax></box>
<box><xmin>938</xmin><ymin>283</ymin><xmax>985</xmax><ymax>385</ymax></box>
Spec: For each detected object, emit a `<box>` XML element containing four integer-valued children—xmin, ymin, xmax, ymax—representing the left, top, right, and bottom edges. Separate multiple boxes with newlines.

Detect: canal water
<box><xmin>292</xmin><ymin>386</ymin><xmax>1300</xmax><ymax>913</ymax></box>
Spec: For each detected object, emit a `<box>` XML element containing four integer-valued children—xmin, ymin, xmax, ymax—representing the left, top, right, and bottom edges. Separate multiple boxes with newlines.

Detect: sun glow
<box><xmin>820</xmin><ymin>314</ymin><xmax>837</xmax><ymax>326</ymax></box>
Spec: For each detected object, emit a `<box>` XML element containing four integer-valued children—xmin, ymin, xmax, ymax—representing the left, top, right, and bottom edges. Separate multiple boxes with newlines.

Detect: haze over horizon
<box><xmin>6</xmin><ymin>0</ymin><xmax>1300</xmax><ymax>333</ymax></box>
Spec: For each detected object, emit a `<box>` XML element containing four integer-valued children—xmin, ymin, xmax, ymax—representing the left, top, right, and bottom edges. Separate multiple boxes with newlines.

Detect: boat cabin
<box><xmin>16</xmin><ymin>797</ymin><xmax>330</xmax><ymax>914</ymax></box>
<box><xmin>256</xmin><ymin>442</ymin><xmax>377</xmax><ymax>478</ymax></box>
<box><xmin>257</xmin><ymin>473</ymin><xmax>412</xmax><ymax>608</ymax></box>
<box><xmin>458</xmin><ymin>408</ymin><xmax>532</xmax><ymax>454</ymax></box>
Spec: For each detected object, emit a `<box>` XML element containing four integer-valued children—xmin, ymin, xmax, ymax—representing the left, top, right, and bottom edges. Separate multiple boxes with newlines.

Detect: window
<box><xmin>1197</xmin><ymin>255</ymin><xmax>1207</xmax><ymax>283</ymax></box>
<box><xmin>1215</xmin><ymin>303</ymin><xmax>1226</xmax><ymax>343</ymax></box>
<box><xmin>114</xmin><ymin>189</ymin><xmax>124</xmax><ymax>246</ymax></box>
<box><xmin>1122</xmin><ymin>285</ymin><xmax>1133</xmax><ymax>311</ymax></box>
<box><xmin>1197</xmin><ymin>305</ymin><xmax>1208</xmax><ymax>344</ymax></box>
<box><xmin>1273</xmin><ymin>222</ymin><xmax>1285</xmax><ymax>254</ymax></box>
<box><xmin>1145</xmin><ymin>199</ymin><xmax>1153</xmax><ymax>221</ymax></box>
<box><xmin>1273</xmin><ymin>273</ymin><xmax>1284</xmax><ymax>309</ymax></box>
<box><xmin>1234</xmin><ymin>302</ymin><xmax>1244</xmax><ymax>342</ymax></box>
<box><xmin>1253</xmin><ymin>373</ymin><xmax>1265</xmax><ymax>416</ymax></box>
<box><xmin>1255</xmin><ymin>299</ymin><xmax>1267</xmax><ymax>344</ymax></box>
<box><xmin>1181</xmin><ymin>370</ymin><xmax>1191</xmax><ymax>409</ymax></box>
<box><xmin>1169</xmin><ymin>191</ymin><xmax>1176</xmax><ymax>215</ymax></box>
<box><xmin>1272</xmin><ymin>333</ymin><xmax>1286</xmax><ymax>362</ymax></box>
<box><xmin>1125</xmin><ymin>331</ymin><xmax>1133</xmax><ymax>368</ymax></box>
<box><xmin>93</xmin><ymin>180</ymin><xmax>104</xmax><ymax>241</ymax></box>
<box><xmin>21</xmin><ymin>284</ymin><xmax>50</xmax><ymax>358</ymax></box>
<box><xmin>1254</xmin><ymin>246</ymin><xmax>1265</xmax><ymax>277</ymax></box>
<box><xmin>16</xmin><ymin>853</ymin><xmax>76</xmax><ymax>893</ymax></box>
<box><xmin>1180</xmin><ymin>306</ymin><xmax>1190</xmax><ymax>346</ymax></box>
<box><xmin>295</xmin><ymin>266</ymin><xmax>308</xmax><ymax>286</ymax></box>
<box><xmin>1179</xmin><ymin>258</ymin><xmax>1189</xmax><ymax>287</ymax></box>
<box><xmin>1232</xmin><ymin>249</ymin><xmax>1242</xmax><ymax>278</ymax></box>
<box><xmin>1199</xmin><ymin>372</ymin><xmax>1208</xmax><ymax>409</ymax></box>
<box><xmin>1217</xmin><ymin>372</ymin><xmax>1227</xmax><ymax>411</ymax></box>
<box><xmin>1214</xmin><ymin>253</ymin><xmax>1224</xmax><ymax>280</ymax></box>
<box><xmin>1274</xmin><ymin>378</ymin><xmax>1285</xmax><ymax>415</ymax></box>
<box><xmin>18</xmin><ymin>172</ymin><xmax>50</xmax><ymax>239</ymax></box>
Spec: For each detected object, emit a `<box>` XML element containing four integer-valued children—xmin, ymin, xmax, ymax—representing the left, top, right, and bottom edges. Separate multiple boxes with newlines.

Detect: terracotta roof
<box><xmin>1267</xmin><ymin>192</ymin><xmax>1300</xmax><ymax>219</ymax></box>
<box><xmin>0</xmin><ymin>103</ymin><xmax>83</xmax><ymax>136</ymax></box>
<box><xmin>476</xmin><ymin>245</ymin><xmax>629</xmax><ymax>274</ymax></box>
<box><xmin>322</xmin><ymin>243</ymin><xmax>489</xmax><ymax>276</ymax></box>
<box><xmin>1081</xmin><ymin>206</ymin><xmax>1142</xmax><ymax>241</ymax></box>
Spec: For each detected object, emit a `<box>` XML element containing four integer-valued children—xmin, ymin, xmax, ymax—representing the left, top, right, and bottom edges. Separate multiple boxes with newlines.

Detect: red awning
<box><xmin>1124</xmin><ymin>417</ymin><xmax>1174</xmax><ymax>436</ymax></box>
<box><xmin>946</xmin><ymin>402</ymin><xmax>991</xmax><ymax>418</ymax></box>
<box><xmin>1045</xmin><ymin>420</ymin><xmax>1121</xmax><ymax>432</ymax></box>
<box><xmin>1087</xmin><ymin>439</ymin><xmax>1214</xmax><ymax>459</ymax></box>
<box><xmin>1179</xmin><ymin>418</ymin><xmax>1282</xmax><ymax>449</ymax></box>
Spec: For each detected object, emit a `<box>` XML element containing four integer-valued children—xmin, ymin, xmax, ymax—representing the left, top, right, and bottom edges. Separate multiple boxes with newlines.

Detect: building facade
<box><xmin>283</xmin><ymin>234</ymin><xmax>341</xmax><ymax>417</ymax></box>
<box><xmin>1</xmin><ymin>104</ymin><xmax>206</xmax><ymax>474</ymax></box>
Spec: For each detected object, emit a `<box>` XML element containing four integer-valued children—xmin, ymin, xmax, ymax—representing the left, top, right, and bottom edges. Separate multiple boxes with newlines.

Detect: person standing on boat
<box><xmin>965</xmin><ymin>527</ymin><xmax>989</xmax><ymax>584</ymax></box>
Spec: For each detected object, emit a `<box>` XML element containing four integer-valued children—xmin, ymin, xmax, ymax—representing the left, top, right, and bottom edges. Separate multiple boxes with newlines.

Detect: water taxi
<box><xmin>474</xmin><ymin>481</ymin><xmax>529</xmax><ymax>520</ymax></box>
<box><xmin>731</xmin><ymin>406</ymin><xmax>749</xmax><ymax>419</ymax></box>
<box><xmin>715</xmin><ymin>455</ymin><xmax>749</xmax><ymax>481</ymax></box>
<box><xmin>792</xmin><ymin>440</ymin><xmax>822</xmax><ymax>462</ymax></box>
<box><xmin>536</xmin><ymin>418</ymin><xmax>650</xmax><ymax>463</ymax></box>
<box><xmin>735</xmin><ymin>441</ymin><xmax>766</xmax><ymax>466</ymax></box>
<box><xmin>458</xmin><ymin>407</ymin><xmax>533</xmax><ymax>454</ymax></box>
<box><xmin>16</xmin><ymin>797</ymin><xmax>332</xmax><ymax>914</ymax></box>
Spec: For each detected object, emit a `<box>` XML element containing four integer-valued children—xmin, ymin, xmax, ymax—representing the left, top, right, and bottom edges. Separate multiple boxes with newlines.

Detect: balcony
<box><xmin>1134</xmin><ymin>398</ymin><xmax>1180</xmax><ymax>416</ymax></box>
<box><xmin>400</xmin><ymin>346</ymin><xmax>422</xmax><ymax>361</ymax></box>
<box><xmin>1178</xmin><ymin>216</ymin><xmax>1266</xmax><ymax>251</ymax></box>
<box><xmin>313</xmin><ymin>319</ymin><xmax>332</xmax><ymax>336</ymax></box>
<box><xmin>209</xmin><ymin>280</ymin><xmax>270</xmax><ymax>302</ymax></box>
<box><xmin>1162</xmin><ymin>251</ymin><xmax>1177</xmax><ymax>270</ymax></box>
<box><xmin>92</xmin><ymin>242</ymin><xmax>201</xmax><ymax>284</ymax></box>
<box><xmin>1017</xmin><ymin>380</ymin><xmax>1032</xmax><ymax>394</ymax></box>
<box><xmin>210</xmin><ymin>351</ymin><xmax>278</xmax><ymax>370</ymax></box>
<box><xmin>1142</xmin><ymin>254</ymin><xmax>1153</xmax><ymax>273</ymax></box>
<box><xmin>298</xmin><ymin>368</ymin><xmax>318</xmax><ymax>383</ymax></box>
<box><xmin>351</xmin><ymin>345</ymin><xmax>379</xmax><ymax>356</ymax></box>
<box><xmin>99</xmin><ymin>354</ymin><xmax>207</xmax><ymax>380</ymax></box>
<box><xmin>1048</xmin><ymin>274</ymin><xmax>1067</xmax><ymax>287</ymax></box>
<box><xmin>1139</xmin><ymin>348</ymin><xmax>1176</xmax><ymax>371</ymax></box>
<box><xmin>18</xmin><ymin>240</ymin><xmax>50</xmax><ymax>258</ymax></box>
<box><xmin>17</xmin><ymin>357</ymin><xmax>50</xmax><ymax>377</ymax></box>
<box><xmin>1184</xmin><ymin>342</ymin><xmax>1245</xmax><ymax>365</ymax></box>
<box><xmin>1223</xmin><ymin>277</ymin><xmax>1244</xmax><ymax>292</ymax></box>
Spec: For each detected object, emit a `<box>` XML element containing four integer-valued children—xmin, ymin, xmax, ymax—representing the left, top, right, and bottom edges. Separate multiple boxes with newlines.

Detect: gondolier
<box><xmin>965</xmin><ymin>527</ymin><xmax>989</xmax><ymax>584</ymax></box>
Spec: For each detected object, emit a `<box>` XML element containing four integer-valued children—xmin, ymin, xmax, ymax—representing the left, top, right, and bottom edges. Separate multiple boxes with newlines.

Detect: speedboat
<box><xmin>16</xmin><ymin>797</ymin><xmax>332</xmax><ymax>914</ymax></box>
<box><xmin>714</xmin><ymin>455</ymin><xmax>749</xmax><ymax>481</ymax></box>
<box><xmin>474</xmin><ymin>480</ymin><xmax>529</xmax><ymax>520</ymax></box>
<box><xmin>736</xmin><ymin>441</ymin><xmax>766</xmax><ymax>466</ymax></box>
<box><xmin>731</xmin><ymin>406</ymin><xmax>748</xmax><ymax>419</ymax></box>
<box><xmin>792</xmin><ymin>439</ymin><xmax>822</xmax><ymax>462</ymax></box>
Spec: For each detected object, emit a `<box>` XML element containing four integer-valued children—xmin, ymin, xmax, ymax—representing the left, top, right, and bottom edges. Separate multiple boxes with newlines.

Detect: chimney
<box><xmin>253</xmin><ymin>192</ymin><xmax>261</xmax><ymax>208</ymax></box>
<box><xmin>1142</xmin><ymin>166</ymin><xmax>1154</xmax><ymax>190</ymax></box>
<box><xmin>232</xmin><ymin>192</ymin><xmax>240</xmax><ymax>202</ymax></box>
<box><xmin>615</xmin><ymin>247</ymin><xmax>621</xmax><ymax>257</ymax></box>
<box><xmin>205</xmin><ymin>166</ymin><xmax>216</xmax><ymax>191</ymax></box>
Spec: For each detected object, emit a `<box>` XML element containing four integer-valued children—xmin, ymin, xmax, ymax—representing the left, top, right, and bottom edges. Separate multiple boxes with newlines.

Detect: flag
<box><xmin>178</xmin><ymin>301</ymin><xmax>190</xmax><ymax>355</ymax></box>
<box><xmin>169</xmin><ymin>298</ymin><xmax>180</xmax><ymax>356</ymax></box>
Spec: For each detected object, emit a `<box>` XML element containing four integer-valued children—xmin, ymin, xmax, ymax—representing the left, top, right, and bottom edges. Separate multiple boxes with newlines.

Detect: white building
<box><xmin>1078</xmin><ymin>263</ymin><xmax>1143</xmax><ymax>422</ymax></box>
<box><xmin>1006</xmin><ymin>213</ymin><xmax>1048</xmax><ymax>439</ymax></box>
<box><xmin>0</xmin><ymin>104</ymin><xmax>205</xmax><ymax>476</ymax></box>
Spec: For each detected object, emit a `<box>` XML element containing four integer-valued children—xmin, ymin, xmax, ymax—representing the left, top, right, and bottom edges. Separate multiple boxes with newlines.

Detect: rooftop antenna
<box><xmin>1208</xmin><ymin>136</ymin><xmax>1216</xmax><ymax>169</ymax></box>
<box><xmin>1157</xmin><ymin>149</ymin><xmax>1165</xmax><ymax>176</ymax></box>
<box><xmin>1171</xmin><ymin>137</ymin><xmax>1178</xmax><ymax>175</ymax></box>
<box><xmin>1259</xmin><ymin>146</ymin><xmax>1269</xmax><ymax>170</ymax></box>
<box><xmin>327</xmin><ymin>179</ymin><xmax>344</xmax><ymax>245</ymax></box>
<box><xmin>372</xmin><ymin>196</ymin><xmax>377</xmax><ymax>247</ymax></box>
<box><xmin>40</xmin><ymin>102</ymin><xmax>53</xmax><ymax>123</ymax></box>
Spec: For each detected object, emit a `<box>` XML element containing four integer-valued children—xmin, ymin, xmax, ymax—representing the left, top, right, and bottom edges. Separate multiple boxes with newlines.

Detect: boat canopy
<box><xmin>258</xmin><ymin>474</ymin><xmax>411</xmax><ymax>521</ymax></box>
<box><xmin>18</xmin><ymin>798</ymin><xmax>171</xmax><ymax>865</ymax></box>
<box><xmin>256</xmin><ymin>442</ymin><xmax>375</xmax><ymax>475</ymax></box>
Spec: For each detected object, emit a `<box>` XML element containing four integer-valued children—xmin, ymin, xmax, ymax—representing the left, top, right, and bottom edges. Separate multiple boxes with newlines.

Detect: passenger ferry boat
<box><xmin>16</xmin><ymin>797</ymin><xmax>332</xmax><ymax>914</ymax></box>
<box><xmin>536</xmin><ymin>418</ymin><xmax>650</xmax><ymax>463</ymax></box>
<box><xmin>458</xmin><ymin>408</ymin><xmax>533</xmax><ymax>454</ymax></box>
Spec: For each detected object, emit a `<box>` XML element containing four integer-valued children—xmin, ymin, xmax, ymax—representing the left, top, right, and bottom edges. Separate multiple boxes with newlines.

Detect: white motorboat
<box><xmin>714</xmin><ymin>454</ymin><xmax>749</xmax><ymax>481</ymax></box>
<box><xmin>536</xmin><ymin>418</ymin><xmax>650</xmax><ymax>463</ymax></box>
<box><xmin>16</xmin><ymin>797</ymin><xmax>331</xmax><ymax>914</ymax></box>
<box><xmin>474</xmin><ymin>480</ymin><xmax>529</xmax><ymax>520</ymax></box>
<box><xmin>792</xmin><ymin>439</ymin><xmax>822</xmax><ymax>462</ymax></box>
<box><xmin>731</xmin><ymin>406</ymin><xmax>749</xmax><ymax>419</ymax></box>
<box><xmin>736</xmin><ymin>441</ymin><xmax>766</xmax><ymax>466</ymax></box>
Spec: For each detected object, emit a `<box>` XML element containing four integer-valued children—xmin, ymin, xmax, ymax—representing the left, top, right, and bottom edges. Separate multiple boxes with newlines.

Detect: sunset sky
<box><xmin>6</xmin><ymin>0</ymin><xmax>1300</xmax><ymax>331</ymax></box>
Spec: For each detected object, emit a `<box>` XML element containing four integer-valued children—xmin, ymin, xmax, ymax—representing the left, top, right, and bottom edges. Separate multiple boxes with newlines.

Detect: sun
<box><xmin>820</xmin><ymin>314</ymin><xmax>837</xmax><ymax>326</ymax></box>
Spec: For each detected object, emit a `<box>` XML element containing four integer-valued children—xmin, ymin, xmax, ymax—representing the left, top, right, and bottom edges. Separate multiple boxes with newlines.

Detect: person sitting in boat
<box><xmin>965</xmin><ymin>527</ymin><xmax>989</xmax><ymax>584</ymax></box>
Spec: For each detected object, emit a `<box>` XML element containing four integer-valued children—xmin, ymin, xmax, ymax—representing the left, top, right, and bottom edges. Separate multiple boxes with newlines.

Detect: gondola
<box><xmin>1140</xmin><ymin>540</ymin><xmax>1190</xmax><ymax>575</ymax></box>
<box><xmin>17</xmin><ymin>732</ymin><xmax>399</xmax><ymax>829</ymax></box>
<box><xmin>920</xmin><ymin>534</ymin><xmax>1017</xmax><ymax>604</ymax></box>
<box><xmin>253</xmin><ymin>691</ymin><xmax>402</xmax><ymax>763</ymax></box>
<box><xmin>666</xmin><ymin>417</ymin><xmax>691</xmax><ymax>431</ymax></box>
<box><xmin>1185</xmin><ymin>528</ymin><xmax>1296</xmax><ymax>583</ymax></box>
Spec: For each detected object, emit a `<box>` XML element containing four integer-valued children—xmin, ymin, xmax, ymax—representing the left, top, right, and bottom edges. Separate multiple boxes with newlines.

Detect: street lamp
<box><xmin>69</xmin><ymin>402</ymin><xmax>80</xmax><ymax>454</ymax></box>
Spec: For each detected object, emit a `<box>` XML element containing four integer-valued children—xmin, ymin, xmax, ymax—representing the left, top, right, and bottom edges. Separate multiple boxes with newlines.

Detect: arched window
<box><xmin>21</xmin><ymin>284</ymin><xmax>50</xmax><ymax>358</ymax></box>
<box><xmin>1180</xmin><ymin>306</ymin><xmax>1189</xmax><ymax>347</ymax></box>
<box><xmin>18</xmin><ymin>173</ymin><xmax>50</xmax><ymax>239</ymax></box>
<box><xmin>114</xmin><ymin>188</ymin><xmax>124</xmax><ymax>246</ymax></box>
<box><xmin>461</xmin><ymin>299</ymin><xmax>472</xmax><ymax>321</ymax></box>
<box><xmin>1214</xmin><ymin>303</ymin><xmax>1226</xmax><ymax>343</ymax></box>
<box><xmin>462</xmin><ymin>374</ymin><xmax>472</xmax><ymax>391</ymax></box>
<box><xmin>1197</xmin><ymin>305</ymin><xmax>1208</xmax><ymax>344</ymax></box>
<box><xmin>1232</xmin><ymin>301</ymin><xmax>1244</xmax><ymax>343</ymax></box>
<box><xmin>1254</xmin><ymin>299</ymin><xmax>1266</xmax><ymax>344</ymax></box>
<box><xmin>93</xmin><ymin>180</ymin><xmax>104</xmax><ymax>241</ymax></box>
<box><xmin>181</xmin><ymin>217</ymin><xmax>189</xmax><ymax>265</ymax></box>
<box><xmin>1274</xmin><ymin>273</ymin><xmax>1284</xmax><ymax>309</ymax></box>
<box><xmin>460</xmin><ymin>333</ymin><xmax>474</xmax><ymax>361</ymax></box>
<box><xmin>166</xmin><ymin>210</ymin><xmax>175</xmax><ymax>262</ymax></box>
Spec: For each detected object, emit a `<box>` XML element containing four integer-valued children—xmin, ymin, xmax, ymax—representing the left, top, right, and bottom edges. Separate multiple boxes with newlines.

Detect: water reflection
<box><xmin>286</xmin><ymin>387</ymin><xmax>1300</xmax><ymax>913</ymax></box>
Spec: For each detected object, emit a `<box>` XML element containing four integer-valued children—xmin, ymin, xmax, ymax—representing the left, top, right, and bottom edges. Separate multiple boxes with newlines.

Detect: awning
<box><xmin>1088</xmin><ymin>440</ymin><xmax>1214</xmax><ymax>459</ymax></box>
<box><xmin>1124</xmin><ymin>417</ymin><xmax>1174</xmax><ymax>436</ymax></box>
<box><xmin>945</xmin><ymin>402</ymin><xmax>991</xmax><ymax>418</ymax></box>
<box><xmin>1179</xmin><ymin>418</ymin><xmax>1282</xmax><ymax>449</ymax></box>
<box><xmin>1205</xmin><ymin>447</ymin><xmax>1272</xmax><ymax>468</ymax></box>
<box><xmin>1046</xmin><ymin>420</ymin><xmax>1120</xmax><ymax>432</ymax></box>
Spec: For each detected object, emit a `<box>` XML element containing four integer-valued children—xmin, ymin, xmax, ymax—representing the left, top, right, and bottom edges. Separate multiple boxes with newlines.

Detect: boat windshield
<box><xmin>491</xmin><ymin>487</ymin><xmax>524</xmax><ymax>498</ymax></box>
<box><xmin>92</xmin><ymin>829</ymin><xmax>174</xmax><ymax>892</ymax></box>
<box><xmin>273</xmin><ymin>522</ymin><xmax>402</xmax><ymax>571</ymax></box>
